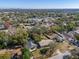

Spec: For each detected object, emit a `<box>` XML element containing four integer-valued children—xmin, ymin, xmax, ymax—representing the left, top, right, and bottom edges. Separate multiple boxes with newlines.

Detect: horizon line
<box><xmin>0</xmin><ymin>8</ymin><xmax>79</xmax><ymax>9</ymax></box>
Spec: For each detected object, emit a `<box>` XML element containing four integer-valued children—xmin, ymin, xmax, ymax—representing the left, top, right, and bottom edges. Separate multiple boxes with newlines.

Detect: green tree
<box><xmin>8</xmin><ymin>26</ymin><xmax>28</xmax><ymax>47</ymax></box>
<box><xmin>67</xmin><ymin>21</ymin><xmax>76</xmax><ymax>32</ymax></box>
<box><xmin>23</xmin><ymin>48</ymin><xmax>30</xmax><ymax>59</ymax></box>
<box><xmin>51</xmin><ymin>25</ymin><xmax>62</xmax><ymax>32</ymax></box>
<box><xmin>0</xmin><ymin>31</ymin><xmax>8</xmax><ymax>48</ymax></box>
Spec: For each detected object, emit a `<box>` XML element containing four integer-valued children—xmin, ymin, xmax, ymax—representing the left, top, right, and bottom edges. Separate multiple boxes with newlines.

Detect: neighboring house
<box><xmin>74</xmin><ymin>30</ymin><xmax>79</xmax><ymax>35</ymax></box>
<box><xmin>25</xmin><ymin>19</ymin><xmax>37</xmax><ymax>26</ymax></box>
<box><xmin>68</xmin><ymin>31</ymin><xmax>75</xmax><ymax>38</ymax></box>
<box><xmin>4</xmin><ymin>21</ymin><xmax>12</xmax><ymax>29</ymax></box>
<box><xmin>55</xmin><ymin>33</ymin><xmax>66</xmax><ymax>42</ymax></box>
<box><xmin>8</xmin><ymin>26</ymin><xmax>16</xmax><ymax>35</ymax></box>
<box><xmin>56</xmin><ymin>35</ymin><xmax>64</xmax><ymax>42</ymax></box>
<box><xmin>39</xmin><ymin>39</ymin><xmax>53</xmax><ymax>47</ymax></box>
<box><xmin>63</xmin><ymin>33</ymin><xmax>75</xmax><ymax>42</ymax></box>
<box><xmin>25</xmin><ymin>26</ymin><xmax>34</xmax><ymax>29</ymax></box>
<box><xmin>63</xmin><ymin>32</ymin><xmax>79</xmax><ymax>47</ymax></box>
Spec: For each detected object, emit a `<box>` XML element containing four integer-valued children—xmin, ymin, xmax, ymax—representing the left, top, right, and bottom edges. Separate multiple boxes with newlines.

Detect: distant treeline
<box><xmin>0</xmin><ymin>9</ymin><xmax>79</xmax><ymax>13</ymax></box>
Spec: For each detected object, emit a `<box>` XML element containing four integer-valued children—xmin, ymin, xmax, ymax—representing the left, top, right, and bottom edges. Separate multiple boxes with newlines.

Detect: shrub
<box><xmin>40</xmin><ymin>47</ymin><xmax>49</xmax><ymax>55</ymax></box>
<box><xmin>23</xmin><ymin>48</ymin><xmax>30</xmax><ymax>59</ymax></box>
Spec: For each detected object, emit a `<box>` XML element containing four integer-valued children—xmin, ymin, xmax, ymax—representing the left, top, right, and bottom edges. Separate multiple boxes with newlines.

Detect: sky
<box><xmin>0</xmin><ymin>0</ymin><xmax>79</xmax><ymax>9</ymax></box>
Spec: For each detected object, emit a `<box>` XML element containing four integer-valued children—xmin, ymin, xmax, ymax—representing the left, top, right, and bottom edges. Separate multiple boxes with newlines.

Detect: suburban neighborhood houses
<box><xmin>0</xmin><ymin>9</ymin><xmax>79</xmax><ymax>59</ymax></box>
